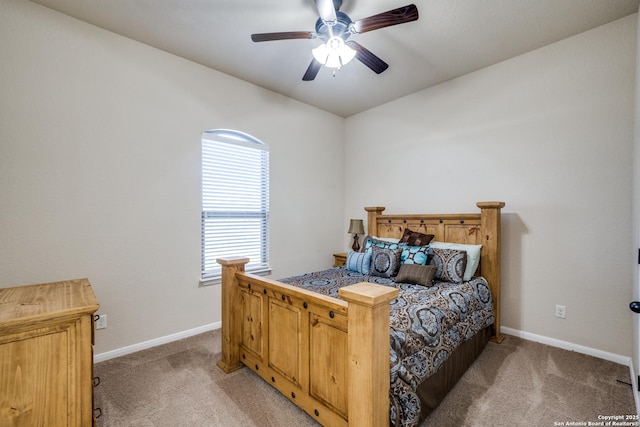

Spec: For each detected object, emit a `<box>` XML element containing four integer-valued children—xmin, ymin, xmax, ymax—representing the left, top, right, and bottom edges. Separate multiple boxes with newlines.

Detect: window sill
<box><xmin>199</xmin><ymin>268</ymin><xmax>272</xmax><ymax>287</ymax></box>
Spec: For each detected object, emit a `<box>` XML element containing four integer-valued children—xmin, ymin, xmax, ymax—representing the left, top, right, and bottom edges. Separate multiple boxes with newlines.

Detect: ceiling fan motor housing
<box><xmin>315</xmin><ymin>11</ymin><xmax>353</xmax><ymax>42</ymax></box>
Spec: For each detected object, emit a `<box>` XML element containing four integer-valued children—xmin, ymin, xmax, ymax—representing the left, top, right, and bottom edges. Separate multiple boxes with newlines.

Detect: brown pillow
<box><xmin>395</xmin><ymin>264</ymin><xmax>437</xmax><ymax>287</ymax></box>
<box><xmin>399</xmin><ymin>228</ymin><xmax>434</xmax><ymax>246</ymax></box>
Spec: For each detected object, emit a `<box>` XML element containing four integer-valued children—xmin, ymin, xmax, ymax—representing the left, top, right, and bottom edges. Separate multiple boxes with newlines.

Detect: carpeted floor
<box><xmin>94</xmin><ymin>329</ymin><xmax>636</xmax><ymax>426</ymax></box>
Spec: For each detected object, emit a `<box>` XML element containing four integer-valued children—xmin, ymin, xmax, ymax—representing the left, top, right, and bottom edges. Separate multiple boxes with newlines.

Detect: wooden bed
<box><xmin>216</xmin><ymin>201</ymin><xmax>504</xmax><ymax>427</ymax></box>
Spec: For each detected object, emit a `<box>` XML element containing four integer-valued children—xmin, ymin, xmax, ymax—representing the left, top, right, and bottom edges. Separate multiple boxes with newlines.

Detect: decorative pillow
<box><xmin>399</xmin><ymin>243</ymin><xmax>430</xmax><ymax>265</ymax></box>
<box><xmin>362</xmin><ymin>236</ymin><xmax>401</xmax><ymax>253</ymax></box>
<box><xmin>430</xmin><ymin>248</ymin><xmax>467</xmax><ymax>283</ymax></box>
<box><xmin>399</xmin><ymin>228</ymin><xmax>434</xmax><ymax>246</ymax></box>
<box><xmin>370</xmin><ymin>247</ymin><xmax>402</xmax><ymax>278</ymax></box>
<box><xmin>429</xmin><ymin>242</ymin><xmax>482</xmax><ymax>281</ymax></box>
<box><xmin>395</xmin><ymin>264</ymin><xmax>437</xmax><ymax>287</ymax></box>
<box><xmin>345</xmin><ymin>250</ymin><xmax>371</xmax><ymax>275</ymax></box>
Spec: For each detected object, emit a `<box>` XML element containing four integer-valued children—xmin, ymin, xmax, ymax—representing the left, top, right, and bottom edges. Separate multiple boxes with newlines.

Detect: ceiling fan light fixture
<box><xmin>312</xmin><ymin>36</ymin><xmax>356</xmax><ymax>69</ymax></box>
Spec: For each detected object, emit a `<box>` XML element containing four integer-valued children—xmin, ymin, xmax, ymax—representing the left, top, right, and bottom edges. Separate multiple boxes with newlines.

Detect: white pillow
<box><xmin>371</xmin><ymin>236</ymin><xmax>401</xmax><ymax>243</ymax></box>
<box><xmin>429</xmin><ymin>242</ymin><xmax>482</xmax><ymax>281</ymax></box>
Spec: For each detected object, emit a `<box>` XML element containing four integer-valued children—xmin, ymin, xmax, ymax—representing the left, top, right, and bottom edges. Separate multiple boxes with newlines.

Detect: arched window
<box><xmin>201</xmin><ymin>129</ymin><xmax>270</xmax><ymax>283</ymax></box>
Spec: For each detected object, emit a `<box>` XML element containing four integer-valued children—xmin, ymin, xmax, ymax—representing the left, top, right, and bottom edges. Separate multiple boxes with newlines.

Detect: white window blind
<box><xmin>201</xmin><ymin>130</ymin><xmax>270</xmax><ymax>281</ymax></box>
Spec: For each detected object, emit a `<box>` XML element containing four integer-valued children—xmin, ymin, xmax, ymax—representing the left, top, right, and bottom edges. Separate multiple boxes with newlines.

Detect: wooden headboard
<box><xmin>365</xmin><ymin>201</ymin><xmax>505</xmax><ymax>342</ymax></box>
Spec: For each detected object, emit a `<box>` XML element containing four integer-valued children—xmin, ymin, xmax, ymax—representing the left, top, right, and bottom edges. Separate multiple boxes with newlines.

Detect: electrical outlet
<box><xmin>95</xmin><ymin>314</ymin><xmax>107</xmax><ymax>330</ymax></box>
<box><xmin>555</xmin><ymin>305</ymin><xmax>566</xmax><ymax>319</ymax></box>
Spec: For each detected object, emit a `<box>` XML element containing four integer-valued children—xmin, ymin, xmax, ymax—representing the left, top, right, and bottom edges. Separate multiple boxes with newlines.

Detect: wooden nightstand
<box><xmin>333</xmin><ymin>252</ymin><xmax>347</xmax><ymax>267</ymax></box>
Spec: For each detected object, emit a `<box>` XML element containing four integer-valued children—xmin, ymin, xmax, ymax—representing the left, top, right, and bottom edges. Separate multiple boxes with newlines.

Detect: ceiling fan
<box><xmin>251</xmin><ymin>0</ymin><xmax>419</xmax><ymax>81</ymax></box>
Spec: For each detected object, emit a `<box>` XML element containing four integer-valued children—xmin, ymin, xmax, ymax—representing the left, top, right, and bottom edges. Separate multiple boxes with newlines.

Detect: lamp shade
<box><xmin>347</xmin><ymin>219</ymin><xmax>365</xmax><ymax>235</ymax></box>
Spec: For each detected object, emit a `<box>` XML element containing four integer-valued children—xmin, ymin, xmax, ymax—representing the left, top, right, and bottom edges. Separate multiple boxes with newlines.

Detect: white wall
<box><xmin>0</xmin><ymin>0</ymin><xmax>345</xmax><ymax>354</ymax></box>
<box><xmin>345</xmin><ymin>15</ymin><xmax>637</xmax><ymax>356</ymax></box>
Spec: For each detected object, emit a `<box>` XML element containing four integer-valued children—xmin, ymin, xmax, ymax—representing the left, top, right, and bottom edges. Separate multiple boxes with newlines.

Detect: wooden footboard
<box><xmin>217</xmin><ymin>257</ymin><xmax>398</xmax><ymax>427</ymax></box>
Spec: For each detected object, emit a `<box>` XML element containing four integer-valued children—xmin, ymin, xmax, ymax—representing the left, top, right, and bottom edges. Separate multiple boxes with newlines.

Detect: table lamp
<box><xmin>348</xmin><ymin>219</ymin><xmax>365</xmax><ymax>252</ymax></box>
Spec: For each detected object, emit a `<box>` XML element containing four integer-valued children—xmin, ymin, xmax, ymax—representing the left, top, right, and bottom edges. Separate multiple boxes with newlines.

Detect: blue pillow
<box><xmin>345</xmin><ymin>250</ymin><xmax>371</xmax><ymax>275</ymax></box>
<box><xmin>399</xmin><ymin>243</ymin><xmax>430</xmax><ymax>265</ymax></box>
<box><xmin>362</xmin><ymin>236</ymin><xmax>401</xmax><ymax>252</ymax></box>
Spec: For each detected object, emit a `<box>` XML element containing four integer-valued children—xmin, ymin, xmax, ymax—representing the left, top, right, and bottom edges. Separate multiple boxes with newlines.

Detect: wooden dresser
<box><xmin>0</xmin><ymin>278</ymin><xmax>100</xmax><ymax>426</ymax></box>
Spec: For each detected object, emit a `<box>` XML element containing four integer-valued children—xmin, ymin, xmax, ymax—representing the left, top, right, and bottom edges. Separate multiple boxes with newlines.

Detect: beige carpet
<box><xmin>94</xmin><ymin>329</ymin><xmax>636</xmax><ymax>426</ymax></box>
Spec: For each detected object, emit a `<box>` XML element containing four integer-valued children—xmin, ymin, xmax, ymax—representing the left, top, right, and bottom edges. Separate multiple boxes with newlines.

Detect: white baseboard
<box><xmin>502</xmin><ymin>326</ymin><xmax>639</xmax><ymax>414</ymax></box>
<box><xmin>501</xmin><ymin>326</ymin><xmax>631</xmax><ymax>366</ymax></box>
<box><xmin>94</xmin><ymin>321</ymin><xmax>221</xmax><ymax>363</ymax></box>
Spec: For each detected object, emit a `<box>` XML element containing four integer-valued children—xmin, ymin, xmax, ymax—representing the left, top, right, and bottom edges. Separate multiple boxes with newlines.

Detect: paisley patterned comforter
<box><xmin>279</xmin><ymin>267</ymin><xmax>494</xmax><ymax>427</ymax></box>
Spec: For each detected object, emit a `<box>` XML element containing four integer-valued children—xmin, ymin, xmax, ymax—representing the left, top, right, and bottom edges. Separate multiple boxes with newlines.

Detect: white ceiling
<box><xmin>30</xmin><ymin>0</ymin><xmax>640</xmax><ymax>117</ymax></box>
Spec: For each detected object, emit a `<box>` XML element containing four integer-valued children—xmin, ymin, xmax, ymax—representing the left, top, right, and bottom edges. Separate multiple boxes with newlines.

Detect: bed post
<box><xmin>339</xmin><ymin>282</ymin><xmax>399</xmax><ymax>427</ymax></box>
<box><xmin>365</xmin><ymin>207</ymin><xmax>385</xmax><ymax>237</ymax></box>
<box><xmin>216</xmin><ymin>257</ymin><xmax>250</xmax><ymax>373</ymax></box>
<box><xmin>477</xmin><ymin>202</ymin><xmax>505</xmax><ymax>343</ymax></box>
